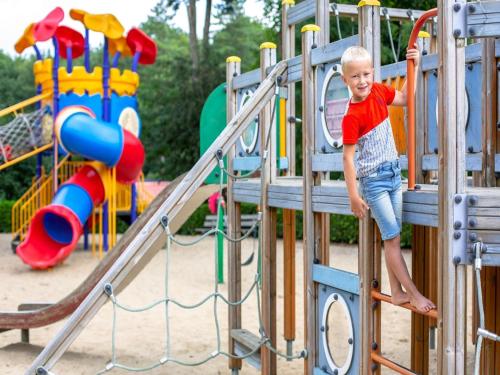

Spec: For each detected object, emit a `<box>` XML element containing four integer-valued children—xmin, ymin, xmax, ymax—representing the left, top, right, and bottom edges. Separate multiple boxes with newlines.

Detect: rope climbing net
<box><xmin>0</xmin><ymin>106</ymin><xmax>52</xmax><ymax>164</ymax></box>
<box><xmin>95</xmin><ymin>85</ymin><xmax>306</xmax><ymax>374</ymax></box>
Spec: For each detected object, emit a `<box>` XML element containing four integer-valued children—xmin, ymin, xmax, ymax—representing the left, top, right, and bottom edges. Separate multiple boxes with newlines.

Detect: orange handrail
<box><xmin>371</xmin><ymin>352</ymin><xmax>417</xmax><ymax>375</ymax></box>
<box><xmin>407</xmin><ymin>8</ymin><xmax>438</xmax><ymax>190</ymax></box>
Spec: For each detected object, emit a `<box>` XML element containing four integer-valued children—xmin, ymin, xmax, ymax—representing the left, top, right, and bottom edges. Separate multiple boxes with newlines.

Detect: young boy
<box><xmin>341</xmin><ymin>46</ymin><xmax>436</xmax><ymax>313</ymax></box>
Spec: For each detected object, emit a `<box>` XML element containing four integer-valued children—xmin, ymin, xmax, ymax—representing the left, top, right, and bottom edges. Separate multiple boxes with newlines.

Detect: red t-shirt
<box><xmin>342</xmin><ymin>82</ymin><xmax>396</xmax><ymax>145</ymax></box>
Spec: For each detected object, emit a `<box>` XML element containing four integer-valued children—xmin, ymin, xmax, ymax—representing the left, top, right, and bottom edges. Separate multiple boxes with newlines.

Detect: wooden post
<box><xmin>315</xmin><ymin>0</ymin><xmax>330</xmax><ymax>47</ymax></box>
<box><xmin>226</xmin><ymin>55</ymin><xmax>242</xmax><ymax>373</ymax></box>
<box><xmin>411</xmin><ymin>35</ymin><xmax>431</xmax><ymax>374</ymax></box>
<box><xmin>357</xmin><ymin>1</ymin><xmax>381</xmax><ymax>373</ymax></box>
<box><xmin>259</xmin><ymin>42</ymin><xmax>278</xmax><ymax>375</ymax></box>
<box><xmin>315</xmin><ymin>0</ymin><xmax>330</xmax><ymax>276</ymax></box>
<box><xmin>301</xmin><ymin>24</ymin><xmax>319</xmax><ymax>375</ymax></box>
<box><xmin>478</xmin><ymin>38</ymin><xmax>500</xmax><ymax>374</ymax></box>
<box><xmin>436</xmin><ymin>2</ymin><xmax>467</xmax><ymax>374</ymax></box>
<box><xmin>281</xmin><ymin>0</ymin><xmax>297</xmax><ymax>355</ymax></box>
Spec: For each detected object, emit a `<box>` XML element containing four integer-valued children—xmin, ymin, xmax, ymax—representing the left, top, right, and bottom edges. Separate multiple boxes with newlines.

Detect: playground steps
<box><xmin>230</xmin><ymin>329</ymin><xmax>262</xmax><ymax>370</ymax></box>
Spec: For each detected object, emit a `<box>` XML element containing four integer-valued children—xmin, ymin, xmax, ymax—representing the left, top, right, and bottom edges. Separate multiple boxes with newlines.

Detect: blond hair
<box><xmin>341</xmin><ymin>46</ymin><xmax>372</xmax><ymax>74</ymax></box>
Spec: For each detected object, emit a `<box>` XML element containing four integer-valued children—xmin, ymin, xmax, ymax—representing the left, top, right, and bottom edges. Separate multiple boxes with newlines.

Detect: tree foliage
<box><xmin>0</xmin><ymin>0</ymin><xmax>441</xmax><ymax>200</ymax></box>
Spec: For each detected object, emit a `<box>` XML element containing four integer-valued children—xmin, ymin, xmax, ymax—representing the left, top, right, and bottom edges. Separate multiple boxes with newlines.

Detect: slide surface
<box><xmin>1</xmin><ymin>174</ymin><xmax>217</xmax><ymax>329</ymax></box>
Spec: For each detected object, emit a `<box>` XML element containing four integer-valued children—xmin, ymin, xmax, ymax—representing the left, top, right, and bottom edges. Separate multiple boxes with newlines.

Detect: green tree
<box><xmin>0</xmin><ymin>52</ymin><xmax>41</xmax><ymax>200</ymax></box>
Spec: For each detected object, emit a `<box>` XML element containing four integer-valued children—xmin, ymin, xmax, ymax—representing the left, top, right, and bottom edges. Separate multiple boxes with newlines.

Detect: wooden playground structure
<box><xmin>227</xmin><ymin>1</ymin><xmax>500</xmax><ymax>374</ymax></box>
<box><xmin>11</xmin><ymin>0</ymin><xmax>500</xmax><ymax>374</ymax></box>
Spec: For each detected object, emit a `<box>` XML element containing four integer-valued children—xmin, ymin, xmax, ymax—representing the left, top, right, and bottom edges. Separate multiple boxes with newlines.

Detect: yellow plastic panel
<box><xmin>33</xmin><ymin>59</ymin><xmax>54</xmax><ymax>94</ymax></box>
<box><xmin>110</xmin><ymin>68</ymin><xmax>140</xmax><ymax>96</ymax></box>
<box><xmin>58</xmin><ymin>66</ymin><xmax>103</xmax><ymax>95</ymax></box>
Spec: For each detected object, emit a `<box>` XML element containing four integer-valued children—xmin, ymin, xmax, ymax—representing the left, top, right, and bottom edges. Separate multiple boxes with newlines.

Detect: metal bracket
<box><xmin>452</xmin><ymin>194</ymin><xmax>468</xmax><ymax>265</ymax></box>
<box><xmin>453</xmin><ymin>1</ymin><xmax>500</xmax><ymax>39</ymax></box>
<box><xmin>452</xmin><ymin>2</ymin><xmax>468</xmax><ymax>39</ymax></box>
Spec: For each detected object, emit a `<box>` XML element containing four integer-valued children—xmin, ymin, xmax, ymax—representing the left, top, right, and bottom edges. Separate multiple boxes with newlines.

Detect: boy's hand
<box><xmin>406</xmin><ymin>44</ymin><xmax>420</xmax><ymax>67</ymax></box>
<box><xmin>350</xmin><ymin>195</ymin><xmax>369</xmax><ymax>219</ymax></box>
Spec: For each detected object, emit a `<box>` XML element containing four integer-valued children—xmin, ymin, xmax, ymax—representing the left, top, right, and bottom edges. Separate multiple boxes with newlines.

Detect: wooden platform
<box><xmin>233</xmin><ymin>178</ymin><xmax>500</xmax><ymax>264</ymax></box>
<box><xmin>233</xmin><ymin>177</ymin><xmax>440</xmax><ymax>226</ymax></box>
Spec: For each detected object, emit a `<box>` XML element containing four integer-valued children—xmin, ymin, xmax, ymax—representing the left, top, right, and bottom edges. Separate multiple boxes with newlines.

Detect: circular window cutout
<box><xmin>435</xmin><ymin>88</ymin><xmax>470</xmax><ymax>130</ymax></box>
<box><xmin>239</xmin><ymin>90</ymin><xmax>259</xmax><ymax>154</ymax></box>
<box><xmin>118</xmin><ymin>107</ymin><xmax>141</xmax><ymax>137</ymax></box>
<box><xmin>321</xmin><ymin>64</ymin><xmax>351</xmax><ymax>149</ymax></box>
<box><xmin>321</xmin><ymin>293</ymin><xmax>354</xmax><ymax>374</ymax></box>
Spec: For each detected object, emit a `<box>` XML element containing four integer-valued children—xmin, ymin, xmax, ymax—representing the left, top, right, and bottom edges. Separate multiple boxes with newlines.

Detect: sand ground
<box><xmin>0</xmin><ymin>233</ymin><xmax>476</xmax><ymax>374</ymax></box>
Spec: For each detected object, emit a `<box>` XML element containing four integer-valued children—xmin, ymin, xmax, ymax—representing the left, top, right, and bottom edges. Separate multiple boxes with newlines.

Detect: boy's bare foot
<box><xmin>409</xmin><ymin>293</ymin><xmax>436</xmax><ymax>313</ymax></box>
<box><xmin>391</xmin><ymin>291</ymin><xmax>410</xmax><ymax>306</ymax></box>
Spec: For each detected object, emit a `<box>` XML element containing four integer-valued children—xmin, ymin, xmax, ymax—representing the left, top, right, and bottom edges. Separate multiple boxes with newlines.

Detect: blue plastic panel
<box><xmin>59</xmin><ymin>93</ymin><xmax>102</xmax><ymax>119</ymax></box>
<box><xmin>110</xmin><ymin>93</ymin><xmax>141</xmax><ymax>137</ymax></box>
<box><xmin>317</xmin><ymin>273</ymin><xmax>360</xmax><ymax>375</ymax></box>
<box><xmin>427</xmin><ymin>62</ymin><xmax>482</xmax><ymax>155</ymax></box>
<box><xmin>313</xmin><ymin>265</ymin><xmax>359</xmax><ymax>294</ymax></box>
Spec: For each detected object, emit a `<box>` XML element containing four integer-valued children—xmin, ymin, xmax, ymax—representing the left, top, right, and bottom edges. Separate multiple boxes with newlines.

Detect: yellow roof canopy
<box><xmin>15</xmin><ymin>23</ymin><xmax>36</xmax><ymax>54</ymax></box>
<box><xmin>83</xmin><ymin>13</ymin><xmax>124</xmax><ymax>39</ymax></box>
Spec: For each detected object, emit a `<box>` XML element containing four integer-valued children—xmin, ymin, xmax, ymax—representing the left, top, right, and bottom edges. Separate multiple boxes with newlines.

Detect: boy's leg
<box><xmin>384</xmin><ymin>235</ymin><xmax>435</xmax><ymax>312</ymax></box>
<box><xmin>382</xmin><ymin>235</ymin><xmax>409</xmax><ymax>305</ymax></box>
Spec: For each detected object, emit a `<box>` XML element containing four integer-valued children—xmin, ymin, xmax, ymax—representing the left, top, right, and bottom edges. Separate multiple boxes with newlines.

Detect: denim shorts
<box><xmin>359</xmin><ymin>160</ymin><xmax>402</xmax><ymax>241</ymax></box>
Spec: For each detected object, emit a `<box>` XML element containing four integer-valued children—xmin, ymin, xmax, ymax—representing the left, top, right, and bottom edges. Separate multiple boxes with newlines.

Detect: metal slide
<box><xmin>0</xmin><ymin>173</ymin><xmax>216</xmax><ymax>330</ymax></box>
<box><xmin>26</xmin><ymin>60</ymin><xmax>287</xmax><ymax>374</ymax></box>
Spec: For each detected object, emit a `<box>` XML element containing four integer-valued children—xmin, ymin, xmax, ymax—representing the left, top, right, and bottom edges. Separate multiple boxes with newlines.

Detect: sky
<box><xmin>0</xmin><ymin>0</ymin><xmax>264</xmax><ymax>57</ymax></box>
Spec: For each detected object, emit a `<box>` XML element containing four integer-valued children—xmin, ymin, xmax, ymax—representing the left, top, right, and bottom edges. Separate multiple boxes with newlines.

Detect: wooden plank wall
<box><xmin>478</xmin><ymin>37</ymin><xmax>500</xmax><ymax>375</ymax></box>
<box><xmin>385</xmin><ymin>76</ymin><xmax>407</xmax><ymax>154</ymax></box>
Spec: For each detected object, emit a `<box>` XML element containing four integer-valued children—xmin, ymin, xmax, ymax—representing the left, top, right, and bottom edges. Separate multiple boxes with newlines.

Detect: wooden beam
<box><xmin>259</xmin><ymin>43</ymin><xmax>278</xmax><ymax>375</ymax></box>
<box><xmin>437</xmin><ymin>2</ymin><xmax>467</xmax><ymax>374</ymax></box>
<box><xmin>226</xmin><ymin>55</ymin><xmax>242</xmax><ymax>372</ymax></box>
<box><xmin>315</xmin><ymin>0</ymin><xmax>329</xmax><ymax>46</ymax></box>
<box><xmin>411</xmin><ymin>37</ymin><xmax>431</xmax><ymax>375</ymax></box>
<box><xmin>281</xmin><ymin>3</ymin><xmax>297</xmax><ymax>355</ymax></box>
<box><xmin>282</xmin><ymin>0</ymin><xmax>296</xmax><ymax>175</ymax></box>
<box><xmin>358</xmin><ymin>2</ymin><xmax>381</xmax><ymax>374</ymax></box>
<box><xmin>301</xmin><ymin>24</ymin><xmax>319</xmax><ymax>375</ymax></box>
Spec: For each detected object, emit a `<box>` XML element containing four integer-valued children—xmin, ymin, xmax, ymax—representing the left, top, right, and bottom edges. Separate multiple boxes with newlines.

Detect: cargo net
<box><xmin>94</xmin><ymin>85</ymin><xmax>306</xmax><ymax>373</ymax></box>
<box><xmin>0</xmin><ymin>107</ymin><xmax>53</xmax><ymax>165</ymax></box>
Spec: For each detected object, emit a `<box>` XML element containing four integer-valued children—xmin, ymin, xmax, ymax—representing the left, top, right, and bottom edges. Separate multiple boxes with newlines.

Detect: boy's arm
<box><xmin>392</xmin><ymin>47</ymin><xmax>420</xmax><ymax>107</ymax></box>
<box><xmin>343</xmin><ymin>144</ymin><xmax>369</xmax><ymax>219</ymax></box>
